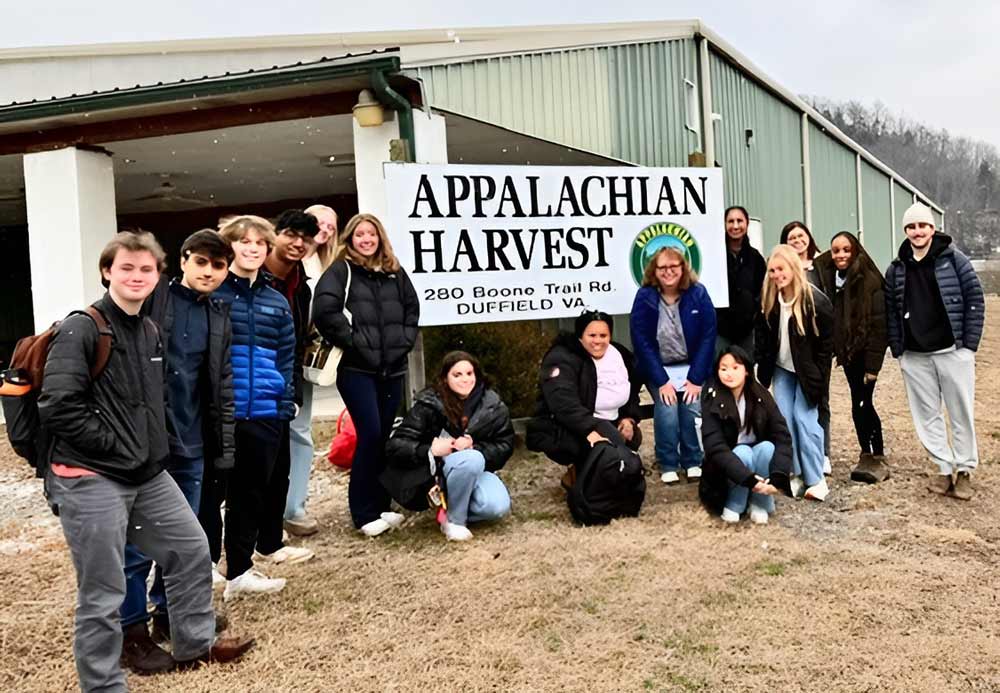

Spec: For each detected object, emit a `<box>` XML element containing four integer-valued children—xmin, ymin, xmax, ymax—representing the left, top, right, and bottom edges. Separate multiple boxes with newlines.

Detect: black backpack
<box><xmin>1</xmin><ymin>307</ymin><xmax>113</xmax><ymax>478</ymax></box>
<box><xmin>568</xmin><ymin>439</ymin><xmax>646</xmax><ymax>526</ymax></box>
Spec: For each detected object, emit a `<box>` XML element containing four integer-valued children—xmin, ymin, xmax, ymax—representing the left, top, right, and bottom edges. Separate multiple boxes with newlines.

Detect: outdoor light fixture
<box><xmin>353</xmin><ymin>89</ymin><xmax>384</xmax><ymax>127</ymax></box>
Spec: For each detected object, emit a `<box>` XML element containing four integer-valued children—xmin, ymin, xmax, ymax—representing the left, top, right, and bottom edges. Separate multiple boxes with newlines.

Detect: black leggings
<box><xmin>843</xmin><ymin>360</ymin><xmax>884</xmax><ymax>456</ymax></box>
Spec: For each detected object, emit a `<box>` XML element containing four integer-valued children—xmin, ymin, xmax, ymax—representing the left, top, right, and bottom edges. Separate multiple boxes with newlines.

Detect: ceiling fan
<box><xmin>134</xmin><ymin>175</ymin><xmax>213</xmax><ymax>207</ymax></box>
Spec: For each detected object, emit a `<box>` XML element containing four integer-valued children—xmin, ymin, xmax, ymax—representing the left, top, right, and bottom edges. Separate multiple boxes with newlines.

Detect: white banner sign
<box><xmin>384</xmin><ymin>164</ymin><xmax>727</xmax><ymax>326</ymax></box>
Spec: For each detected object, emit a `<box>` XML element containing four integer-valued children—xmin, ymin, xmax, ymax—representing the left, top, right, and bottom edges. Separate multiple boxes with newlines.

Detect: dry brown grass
<box><xmin>3</xmin><ymin>301</ymin><xmax>1000</xmax><ymax>692</ymax></box>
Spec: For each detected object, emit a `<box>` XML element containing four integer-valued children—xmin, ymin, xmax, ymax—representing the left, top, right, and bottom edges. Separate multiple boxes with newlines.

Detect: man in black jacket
<box><xmin>119</xmin><ymin>230</ymin><xmax>236</xmax><ymax>668</ymax></box>
<box><xmin>715</xmin><ymin>206</ymin><xmax>766</xmax><ymax>355</ymax></box>
<box><xmin>39</xmin><ymin>232</ymin><xmax>252</xmax><ymax>693</ymax></box>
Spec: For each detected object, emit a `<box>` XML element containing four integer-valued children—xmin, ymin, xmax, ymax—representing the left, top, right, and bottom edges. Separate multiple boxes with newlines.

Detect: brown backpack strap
<box><xmin>82</xmin><ymin>306</ymin><xmax>114</xmax><ymax>380</ymax></box>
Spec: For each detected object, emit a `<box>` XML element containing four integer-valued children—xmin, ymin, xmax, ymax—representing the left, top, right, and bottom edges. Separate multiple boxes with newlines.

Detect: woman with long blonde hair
<box><xmin>311</xmin><ymin>213</ymin><xmax>420</xmax><ymax>536</ymax></box>
<box><xmin>755</xmin><ymin>244</ymin><xmax>834</xmax><ymax>501</ymax></box>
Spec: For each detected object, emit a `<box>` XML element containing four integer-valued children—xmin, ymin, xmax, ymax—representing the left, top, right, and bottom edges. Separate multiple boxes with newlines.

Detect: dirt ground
<box><xmin>2</xmin><ymin>301</ymin><xmax>1000</xmax><ymax>693</ymax></box>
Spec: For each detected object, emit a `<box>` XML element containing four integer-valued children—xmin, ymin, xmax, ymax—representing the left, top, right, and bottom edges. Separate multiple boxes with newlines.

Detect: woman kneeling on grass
<box><xmin>383</xmin><ymin>351</ymin><xmax>514</xmax><ymax>542</ymax></box>
<box><xmin>700</xmin><ymin>346</ymin><xmax>793</xmax><ymax>524</ymax></box>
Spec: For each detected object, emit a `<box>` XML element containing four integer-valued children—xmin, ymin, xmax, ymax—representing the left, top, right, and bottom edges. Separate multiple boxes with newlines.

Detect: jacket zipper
<box><xmin>246</xmin><ymin>284</ymin><xmax>256</xmax><ymax>419</ymax></box>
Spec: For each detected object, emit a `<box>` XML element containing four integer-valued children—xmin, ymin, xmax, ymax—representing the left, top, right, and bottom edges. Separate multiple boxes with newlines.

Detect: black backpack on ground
<box><xmin>568</xmin><ymin>439</ymin><xmax>646</xmax><ymax>526</ymax></box>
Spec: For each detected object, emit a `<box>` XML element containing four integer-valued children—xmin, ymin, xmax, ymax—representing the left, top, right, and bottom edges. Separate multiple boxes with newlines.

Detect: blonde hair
<box><xmin>762</xmin><ymin>244</ymin><xmax>818</xmax><ymax>336</ymax></box>
<box><xmin>218</xmin><ymin>215</ymin><xmax>277</xmax><ymax>249</ymax></box>
<box><xmin>335</xmin><ymin>213</ymin><xmax>400</xmax><ymax>272</ymax></box>
<box><xmin>641</xmin><ymin>246</ymin><xmax>698</xmax><ymax>291</ymax></box>
<box><xmin>305</xmin><ymin>204</ymin><xmax>338</xmax><ymax>272</ymax></box>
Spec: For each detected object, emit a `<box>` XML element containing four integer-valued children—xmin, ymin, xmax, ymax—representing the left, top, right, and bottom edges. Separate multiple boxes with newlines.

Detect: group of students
<box><xmin>527</xmin><ymin>201</ymin><xmax>985</xmax><ymax>526</ymax></box>
<box><xmin>14</xmin><ymin>192</ymin><xmax>984</xmax><ymax>692</ymax></box>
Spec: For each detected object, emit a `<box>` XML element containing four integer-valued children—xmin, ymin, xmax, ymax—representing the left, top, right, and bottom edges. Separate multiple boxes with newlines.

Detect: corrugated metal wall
<box><xmin>893</xmin><ymin>180</ymin><xmax>914</xmax><ymax>240</ymax></box>
<box><xmin>413</xmin><ymin>40</ymin><xmax>700</xmax><ymax>166</ymax></box>
<box><xmin>709</xmin><ymin>50</ymin><xmax>804</xmax><ymax>249</ymax></box>
<box><xmin>860</xmin><ymin>160</ymin><xmax>893</xmax><ymax>270</ymax></box>
<box><xmin>808</xmin><ymin>122</ymin><xmax>858</xmax><ymax>247</ymax></box>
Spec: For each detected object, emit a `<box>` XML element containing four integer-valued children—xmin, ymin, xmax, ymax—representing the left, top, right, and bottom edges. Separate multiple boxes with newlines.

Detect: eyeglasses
<box><xmin>656</xmin><ymin>263</ymin><xmax>683</xmax><ymax>272</ymax></box>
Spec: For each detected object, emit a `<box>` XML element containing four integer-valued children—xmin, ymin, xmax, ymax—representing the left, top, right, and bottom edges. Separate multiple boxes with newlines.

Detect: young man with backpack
<box><xmin>37</xmin><ymin>231</ymin><xmax>253</xmax><ymax>693</ymax></box>
<box><xmin>118</xmin><ymin>229</ymin><xmax>235</xmax><ymax>672</ymax></box>
<box><xmin>885</xmin><ymin>203</ymin><xmax>985</xmax><ymax>500</ymax></box>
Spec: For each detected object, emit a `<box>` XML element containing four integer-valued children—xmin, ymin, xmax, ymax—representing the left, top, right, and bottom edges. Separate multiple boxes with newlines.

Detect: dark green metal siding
<box><xmin>860</xmin><ymin>160</ymin><xmax>893</xmax><ymax>270</ymax></box>
<box><xmin>808</xmin><ymin>121</ymin><xmax>858</xmax><ymax>247</ymax></box>
<box><xmin>893</xmin><ymin>180</ymin><xmax>914</xmax><ymax>239</ymax></box>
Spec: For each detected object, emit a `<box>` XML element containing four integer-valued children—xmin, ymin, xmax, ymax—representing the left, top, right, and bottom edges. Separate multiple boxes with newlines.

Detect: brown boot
<box><xmin>151</xmin><ymin>610</ymin><xmax>229</xmax><ymax>645</ymax></box>
<box><xmin>176</xmin><ymin>632</ymin><xmax>256</xmax><ymax>669</ymax></box>
<box><xmin>560</xmin><ymin>466</ymin><xmax>576</xmax><ymax>491</ymax></box>
<box><xmin>950</xmin><ymin>472</ymin><xmax>974</xmax><ymax>501</ymax></box>
<box><xmin>927</xmin><ymin>474</ymin><xmax>953</xmax><ymax>496</ymax></box>
<box><xmin>851</xmin><ymin>453</ymin><xmax>891</xmax><ymax>484</ymax></box>
<box><xmin>121</xmin><ymin>622</ymin><xmax>176</xmax><ymax>675</ymax></box>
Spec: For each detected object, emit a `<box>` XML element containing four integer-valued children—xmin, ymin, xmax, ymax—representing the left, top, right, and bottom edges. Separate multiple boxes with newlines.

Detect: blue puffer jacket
<box><xmin>629</xmin><ymin>282</ymin><xmax>717</xmax><ymax>388</ymax></box>
<box><xmin>213</xmin><ymin>272</ymin><xmax>297</xmax><ymax>421</ymax></box>
<box><xmin>885</xmin><ymin>234</ymin><xmax>985</xmax><ymax>358</ymax></box>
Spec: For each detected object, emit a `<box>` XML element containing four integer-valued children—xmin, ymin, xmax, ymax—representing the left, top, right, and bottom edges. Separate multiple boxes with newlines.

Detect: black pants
<box><xmin>198</xmin><ymin>463</ymin><xmax>226</xmax><ymax>564</ymax></box>
<box><xmin>224</xmin><ymin>419</ymin><xmax>288</xmax><ymax>579</ymax></box>
<box><xmin>843</xmin><ymin>360</ymin><xmax>884</xmax><ymax>456</ymax></box>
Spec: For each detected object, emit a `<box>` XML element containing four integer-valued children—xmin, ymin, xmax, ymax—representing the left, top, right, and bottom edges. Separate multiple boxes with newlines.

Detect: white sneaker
<box><xmin>789</xmin><ymin>475</ymin><xmax>806</xmax><ymax>499</ymax></box>
<box><xmin>380</xmin><ymin>511</ymin><xmax>405</xmax><ymax>529</ymax></box>
<box><xmin>211</xmin><ymin>563</ymin><xmax>226</xmax><ymax>587</ymax></box>
<box><xmin>661</xmin><ymin>471</ymin><xmax>680</xmax><ymax>484</ymax></box>
<box><xmin>805</xmin><ymin>478</ymin><xmax>830</xmax><ymax>502</ymax></box>
<box><xmin>823</xmin><ymin>456</ymin><xmax>832</xmax><ymax>476</ymax></box>
<box><xmin>360</xmin><ymin>518</ymin><xmax>391</xmax><ymax>537</ymax></box>
<box><xmin>749</xmin><ymin>506</ymin><xmax>769</xmax><ymax>525</ymax></box>
<box><xmin>720</xmin><ymin>508</ymin><xmax>740</xmax><ymax>523</ymax></box>
<box><xmin>253</xmin><ymin>545</ymin><xmax>315</xmax><ymax>565</ymax></box>
<box><xmin>685</xmin><ymin>466</ymin><xmax>702</xmax><ymax>481</ymax></box>
<box><xmin>441</xmin><ymin>521</ymin><xmax>473</xmax><ymax>541</ymax></box>
<box><xmin>223</xmin><ymin>568</ymin><xmax>286</xmax><ymax>602</ymax></box>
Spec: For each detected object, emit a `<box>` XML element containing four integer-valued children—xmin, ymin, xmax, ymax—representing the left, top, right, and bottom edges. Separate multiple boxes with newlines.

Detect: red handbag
<box><xmin>326</xmin><ymin>409</ymin><xmax>357</xmax><ymax>469</ymax></box>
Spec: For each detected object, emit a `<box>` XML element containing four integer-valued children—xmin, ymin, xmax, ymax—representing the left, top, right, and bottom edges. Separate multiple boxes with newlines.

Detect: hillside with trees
<box><xmin>807</xmin><ymin>98</ymin><xmax>999</xmax><ymax>258</ymax></box>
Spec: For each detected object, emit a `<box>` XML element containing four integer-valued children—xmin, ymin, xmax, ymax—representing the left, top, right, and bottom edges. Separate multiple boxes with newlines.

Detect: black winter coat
<box><xmin>312</xmin><ymin>259</ymin><xmax>420</xmax><ymax>377</ymax></box>
<box><xmin>698</xmin><ymin>380</ymin><xmax>793</xmax><ymax>515</ymax></box>
<box><xmin>144</xmin><ymin>276</ymin><xmax>236</xmax><ymax>471</ymax></box>
<box><xmin>526</xmin><ymin>334</ymin><xmax>643</xmax><ymax>463</ymax></box>
<box><xmin>755</xmin><ymin>290</ymin><xmax>834</xmax><ymax>408</ymax></box>
<box><xmin>382</xmin><ymin>387</ymin><xmax>514</xmax><ymax>510</ymax></box>
<box><xmin>716</xmin><ymin>236</ymin><xmax>767</xmax><ymax>342</ymax></box>
<box><xmin>39</xmin><ymin>294</ymin><xmax>168</xmax><ymax>484</ymax></box>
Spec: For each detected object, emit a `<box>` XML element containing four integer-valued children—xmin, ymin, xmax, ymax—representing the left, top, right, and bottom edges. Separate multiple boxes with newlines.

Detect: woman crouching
<box><xmin>383</xmin><ymin>352</ymin><xmax>513</xmax><ymax>541</ymax></box>
<box><xmin>700</xmin><ymin>346</ymin><xmax>794</xmax><ymax>524</ymax></box>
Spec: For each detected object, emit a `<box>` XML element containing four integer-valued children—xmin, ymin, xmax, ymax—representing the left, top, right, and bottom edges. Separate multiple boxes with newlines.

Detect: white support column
<box><xmin>23</xmin><ymin>147</ymin><xmax>117</xmax><ymax>331</ymax></box>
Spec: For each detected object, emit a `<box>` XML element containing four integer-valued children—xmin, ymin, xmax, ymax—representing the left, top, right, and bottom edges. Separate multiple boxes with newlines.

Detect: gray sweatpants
<box><xmin>898</xmin><ymin>347</ymin><xmax>979</xmax><ymax>475</ymax></box>
<box><xmin>49</xmin><ymin>470</ymin><xmax>215</xmax><ymax>693</ymax></box>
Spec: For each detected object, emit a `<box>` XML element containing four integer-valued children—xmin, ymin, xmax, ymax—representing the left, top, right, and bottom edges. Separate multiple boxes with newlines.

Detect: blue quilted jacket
<box><xmin>213</xmin><ymin>272</ymin><xmax>297</xmax><ymax>421</ymax></box>
<box><xmin>885</xmin><ymin>234</ymin><xmax>985</xmax><ymax>358</ymax></box>
<box><xmin>629</xmin><ymin>282</ymin><xmax>717</xmax><ymax>388</ymax></box>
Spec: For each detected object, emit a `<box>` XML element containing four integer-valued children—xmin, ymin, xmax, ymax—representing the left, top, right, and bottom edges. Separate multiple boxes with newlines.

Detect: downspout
<box><xmin>371</xmin><ymin>68</ymin><xmax>415</xmax><ymax>162</ymax></box>
<box><xmin>697</xmin><ymin>35</ymin><xmax>715</xmax><ymax>166</ymax></box>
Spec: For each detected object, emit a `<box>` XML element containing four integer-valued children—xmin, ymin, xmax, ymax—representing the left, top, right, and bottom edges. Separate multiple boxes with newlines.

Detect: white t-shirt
<box><xmin>735</xmin><ymin>394</ymin><xmax>757</xmax><ymax>445</ymax></box>
<box><xmin>777</xmin><ymin>296</ymin><xmax>795</xmax><ymax>372</ymax></box>
<box><xmin>593</xmin><ymin>344</ymin><xmax>631</xmax><ymax>421</ymax></box>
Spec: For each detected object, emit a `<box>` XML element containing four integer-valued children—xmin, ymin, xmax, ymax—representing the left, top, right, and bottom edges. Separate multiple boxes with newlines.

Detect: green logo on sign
<box><xmin>630</xmin><ymin>222</ymin><xmax>702</xmax><ymax>285</ymax></box>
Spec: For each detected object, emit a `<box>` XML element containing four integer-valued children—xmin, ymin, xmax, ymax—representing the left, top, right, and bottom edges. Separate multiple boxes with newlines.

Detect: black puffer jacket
<box><xmin>716</xmin><ymin>236</ymin><xmax>767</xmax><ymax>342</ymax></box>
<box><xmin>39</xmin><ymin>294</ymin><xmax>168</xmax><ymax>484</ymax></box>
<box><xmin>526</xmin><ymin>333</ymin><xmax>643</xmax><ymax>462</ymax></box>
<box><xmin>698</xmin><ymin>380</ymin><xmax>793</xmax><ymax>515</ymax></box>
<box><xmin>312</xmin><ymin>259</ymin><xmax>420</xmax><ymax>377</ymax></box>
<box><xmin>755</xmin><ymin>289</ymin><xmax>834</xmax><ymax>408</ymax></box>
<box><xmin>144</xmin><ymin>276</ymin><xmax>236</xmax><ymax>471</ymax></box>
<box><xmin>382</xmin><ymin>387</ymin><xmax>514</xmax><ymax>510</ymax></box>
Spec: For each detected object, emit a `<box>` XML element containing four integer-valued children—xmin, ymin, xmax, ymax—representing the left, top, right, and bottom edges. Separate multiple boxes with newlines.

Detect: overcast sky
<box><xmin>4</xmin><ymin>0</ymin><xmax>998</xmax><ymax>148</ymax></box>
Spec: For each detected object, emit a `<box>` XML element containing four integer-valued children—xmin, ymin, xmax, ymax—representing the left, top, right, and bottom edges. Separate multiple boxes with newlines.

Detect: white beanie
<box><xmin>902</xmin><ymin>203</ymin><xmax>935</xmax><ymax>229</ymax></box>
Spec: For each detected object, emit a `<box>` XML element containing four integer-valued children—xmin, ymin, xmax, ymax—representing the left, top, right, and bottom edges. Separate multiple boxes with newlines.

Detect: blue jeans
<box><xmin>650</xmin><ymin>381</ymin><xmax>703</xmax><ymax>472</ymax></box>
<box><xmin>121</xmin><ymin>455</ymin><xmax>204</xmax><ymax>627</ymax></box>
<box><xmin>285</xmin><ymin>382</ymin><xmax>314</xmax><ymax>520</ymax></box>
<box><xmin>337</xmin><ymin>370</ymin><xmax>403</xmax><ymax>528</ymax></box>
<box><xmin>772</xmin><ymin>367</ymin><xmax>825</xmax><ymax>486</ymax></box>
<box><xmin>442</xmin><ymin>449</ymin><xmax>511</xmax><ymax>527</ymax></box>
<box><xmin>724</xmin><ymin>442</ymin><xmax>776</xmax><ymax>514</ymax></box>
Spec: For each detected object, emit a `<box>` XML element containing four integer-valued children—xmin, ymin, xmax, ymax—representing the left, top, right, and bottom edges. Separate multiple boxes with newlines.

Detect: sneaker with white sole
<box><xmin>805</xmin><ymin>478</ymin><xmax>830</xmax><ymax>502</ymax></box>
<box><xmin>223</xmin><ymin>569</ymin><xmax>286</xmax><ymax>602</ymax></box>
<box><xmin>789</xmin><ymin>475</ymin><xmax>805</xmax><ymax>499</ymax></box>
<box><xmin>720</xmin><ymin>508</ymin><xmax>740</xmax><ymax>523</ymax></box>
<box><xmin>685</xmin><ymin>466</ymin><xmax>702</xmax><ymax>481</ymax></box>
<box><xmin>380</xmin><ymin>511</ymin><xmax>405</xmax><ymax>528</ymax></box>
<box><xmin>661</xmin><ymin>470</ymin><xmax>680</xmax><ymax>484</ymax></box>
<box><xmin>211</xmin><ymin>563</ymin><xmax>226</xmax><ymax>587</ymax></box>
<box><xmin>253</xmin><ymin>545</ymin><xmax>315</xmax><ymax>565</ymax></box>
<box><xmin>359</xmin><ymin>518</ymin><xmax>391</xmax><ymax>537</ymax></box>
<box><xmin>749</xmin><ymin>506</ymin><xmax>769</xmax><ymax>525</ymax></box>
<box><xmin>823</xmin><ymin>456</ymin><xmax>832</xmax><ymax>476</ymax></box>
<box><xmin>441</xmin><ymin>521</ymin><xmax>473</xmax><ymax>541</ymax></box>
